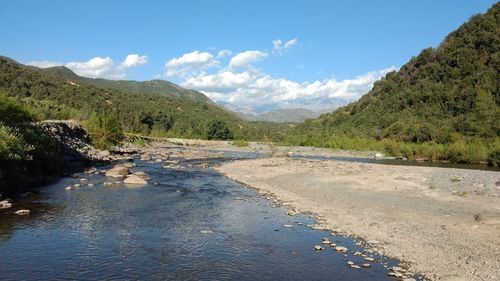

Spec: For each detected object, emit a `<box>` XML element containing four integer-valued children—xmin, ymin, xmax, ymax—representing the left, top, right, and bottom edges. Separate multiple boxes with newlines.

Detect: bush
<box><xmin>206</xmin><ymin>121</ymin><xmax>233</xmax><ymax>140</ymax></box>
<box><xmin>84</xmin><ymin>113</ymin><xmax>124</xmax><ymax>149</ymax></box>
<box><xmin>0</xmin><ymin>123</ymin><xmax>34</xmax><ymax>161</ymax></box>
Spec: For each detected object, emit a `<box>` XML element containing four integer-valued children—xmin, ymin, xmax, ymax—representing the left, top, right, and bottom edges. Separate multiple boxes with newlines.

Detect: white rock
<box><xmin>124</xmin><ymin>175</ymin><xmax>147</xmax><ymax>185</ymax></box>
<box><xmin>350</xmin><ymin>265</ymin><xmax>361</xmax><ymax>269</ymax></box>
<box><xmin>362</xmin><ymin>263</ymin><xmax>372</xmax><ymax>268</ymax></box>
<box><xmin>133</xmin><ymin>171</ymin><xmax>151</xmax><ymax>180</ymax></box>
<box><xmin>347</xmin><ymin>261</ymin><xmax>354</xmax><ymax>265</ymax></box>
<box><xmin>65</xmin><ymin>186</ymin><xmax>73</xmax><ymax>191</ymax></box>
<box><xmin>334</xmin><ymin>246</ymin><xmax>348</xmax><ymax>253</ymax></box>
<box><xmin>105</xmin><ymin>165</ymin><xmax>130</xmax><ymax>178</ymax></box>
<box><xmin>364</xmin><ymin>257</ymin><xmax>375</xmax><ymax>262</ymax></box>
<box><xmin>283</xmin><ymin>224</ymin><xmax>294</xmax><ymax>228</ymax></box>
<box><xmin>15</xmin><ymin>209</ymin><xmax>30</xmax><ymax>215</ymax></box>
<box><xmin>354</xmin><ymin>251</ymin><xmax>362</xmax><ymax>256</ymax></box>
<box><xmin>314</xmin><ymin>245</ymin><xmax>323</xmax><ymax>251</ymax></box>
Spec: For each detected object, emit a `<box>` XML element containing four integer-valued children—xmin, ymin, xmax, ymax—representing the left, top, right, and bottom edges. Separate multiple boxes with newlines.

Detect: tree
<box><xmin>84</xmin><ymin>112</ymin><xmax>123</xmax><ymax>149</ymax></box>
<box><xmin>206</xmin><ymin>120</ymin><xmax>233</xmax><ymax>140</ymax></box>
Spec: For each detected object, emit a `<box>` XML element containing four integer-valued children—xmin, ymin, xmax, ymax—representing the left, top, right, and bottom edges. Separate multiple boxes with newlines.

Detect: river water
<box><xmin>0</xmin><ymin>150</ymin><xmax>411</xmax><ymax>280</ymax></box>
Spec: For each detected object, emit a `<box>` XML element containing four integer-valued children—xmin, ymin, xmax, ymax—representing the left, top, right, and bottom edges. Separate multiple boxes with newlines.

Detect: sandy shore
<box><xmin>216</xmin><ymin>157</ymin><xmax>500</xmax><ymax>281</ymax></box>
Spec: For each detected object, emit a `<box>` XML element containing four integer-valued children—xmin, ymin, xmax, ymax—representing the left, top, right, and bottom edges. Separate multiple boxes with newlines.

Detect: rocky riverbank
<box><xmin>0</xmin><ymin>120</ymin><xmax>119</xmax><ymax>198</ymax></box>
<box><xmin>216</xmin><ymin>157</ymin><xmax>500</xmax><ymax>281</ymax></box>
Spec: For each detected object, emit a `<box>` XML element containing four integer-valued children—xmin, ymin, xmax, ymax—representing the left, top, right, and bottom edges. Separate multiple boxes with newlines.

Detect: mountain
<box><xmin>244</xmin><ymin>108</ymin><xmax>322</xmax><ymax>123</ymax></box>
<box><xmin>293</xmin><ymin>3</ymin><xmax>499</xmax><ymax>146</ymax></box>
<box><xmin>44</xmin><ymin>66</ymin><xmax>213</xmax><ymax>104</ymax></box>
<box><xmin>0</xmin><ymin>56</ymin><xmax>253</xmax><ymax>139</ymax></box>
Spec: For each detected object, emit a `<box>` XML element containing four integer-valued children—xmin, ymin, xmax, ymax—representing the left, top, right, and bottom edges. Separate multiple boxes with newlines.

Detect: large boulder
<box><xmin>124</xmin><ymin>175</ymin><xmax>147</xmax><ymax>185</ymax></box>
<box><xmin>105</xmin><ymin>165</ymin><xmax>130</xmax><ymax>178</ymax></box>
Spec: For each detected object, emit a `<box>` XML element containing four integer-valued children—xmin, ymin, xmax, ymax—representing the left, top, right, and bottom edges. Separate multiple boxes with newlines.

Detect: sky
<box><xmin>0</xmin><ymin>0</ymin><xmax>496</xmax><ymax>114</ymax></box>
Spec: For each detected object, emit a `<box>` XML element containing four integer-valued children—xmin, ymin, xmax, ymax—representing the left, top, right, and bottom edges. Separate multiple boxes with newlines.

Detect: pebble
<box><xmin>103</xmin><ymin>182</ymin><xmax>113</xmax><ymax>186</ymax></box>
<box><xmin>15</xmin><ymin>209</ymin><xmax>30</xmax><ymax>215</ymax></box>
<box><xmin>88</xmin><ymin>183</ymin><xmax>94</xmax><ymax>187</ymax></box>
<box><xmin>322</xmin><ymin>240</ymin><xmax>332</xmax><ymax>245</ymax></box>
<box><xmin>362</xmin><ymin>263</ymin><xmax>371</xmax><ymax>268</ymax></box>
<box><xmin>314</xmin><ymin>245</ymin><xmax>323</xmax><ymax>251</ymax></box>
<box><xmin>347</xmin><ymin>261</ymin><xmax>354</xmax><ymax>265</ymax></box>
<box><xmin>283</xmin><ymin>224</ymin><xmax>294</xmax><ymax>228</ymax></box>
<box><xmin>65</xmin><ymin>186</ymin><xmax>72</xmax><ymax>191</ymax></box>
<box><xmin>73</xmin><ymin>184</ymin><xmax>81</xmax><ymax>188</ymax></box>
<box><xmin>349</xmin><ymin>265</ymin><xmax>361</xmax><ymax>269</ymax></box>
<box><xmin>364</xmin><ymin>257</ymin><xmax>375</xmax><ymax>262</ymax></box>
<box><xmin>334</xmin><ymin>246</ymin><xmax>348</xmax><ymax>253</ymax></box>
<box><xmin>354</xmin><ymin>251</ymin><xmax>362</xmax><ymax>256</ymax></box>
<box><xmin>200</xmin><ymin>230</ymin><xmax>213</xmax><ymax>234</ymax></box>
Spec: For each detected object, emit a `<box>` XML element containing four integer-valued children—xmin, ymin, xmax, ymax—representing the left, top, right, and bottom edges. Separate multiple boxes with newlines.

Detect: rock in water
<box><xmin>314</xmin><ymin>245</ymin><xmax>323</xmax><ymax>251</ymax></box>
<box><xmin>0</xmin><ymin>200</ymin><xmax>12</xmax><ymax>209</ymax></box>
<box><xmin>133</xmin><ymin>171</ymin><xmax>151</xmax><ymax>180</ymax></box>
<box><xmin>334</xmin><ymin>246</ymin><xmax>348</xmax><ymax>253</ymax></box>
<box><xmin>15</xmin><ymin>209</ymin><xmax>30</xmax><ymax>215</ymax></box>
<box><xmin>105</xmin><ymin>165</ymin><xmax>130</xmax><ymax>178</ymax></box>
<box><xmin>124</xmin><ymin>175</ymin><xmax>147</xmax><ymax>185</ymax></box>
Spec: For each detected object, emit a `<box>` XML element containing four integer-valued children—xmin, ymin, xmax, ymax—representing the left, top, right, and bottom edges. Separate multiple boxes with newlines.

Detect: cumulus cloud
<box><xmin>27</xmin><ymin>54</ymin><xmax>149</xmax><ymax>79</ymax></box>
<box><xmin>26</xmin><ymin>60</ymin><xmax>62</xmax><ymax>68</ymax></box>
<box><xmin>273</xmin><ymin>38</ymin><xmax>299</xmax><ymax>55</ymax></box>
<box><xmin>164</xmin><ymin>51</ymin><xmax>218</xmax><ymax>77</ymax></box>
<box><xmin>229</xmin><ymin>50</ymin><xmax>268</xmax><ymax>68</ymax></box>
<box><xmin>182</xmin><ymin>67</ymin><xmax>396</xmax><ymax>113</ymax></box>
<box><xmin>216</xmin><ymin>49</ymin><xmax>232</xmax><ymax>58</ymax></box>
<box><xmin>118</xmin><ymin>54</ymin><xmax>148</xmax><ymax>69</ymax></box>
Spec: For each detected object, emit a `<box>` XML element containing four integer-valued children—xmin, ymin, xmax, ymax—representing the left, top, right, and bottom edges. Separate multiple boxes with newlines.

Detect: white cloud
<box><xmin>182</xmin><ymin>66</ymin><xmax>397</xmax><ymax>113</ymax></box>
<box><xmin>65</xmin><ymin>56</ymin><xmax>117</xmax><ymax>78</ymax></box>
<box><xmin>26</xmin><ymin>60</ymin><xmax>62</xmax><ymax>68</ymax></box>
<box><xmin>118</xmin><ymin>54</ymin><xmax>148</xmax><ymax>69</ymax></box>
<box><xmin>229</xmin><ymin>50</ymin><xmax>268</xmax><ymax>68</ymax></box>
<box><xmin>216</xmin><ymin>49</ymin><xmax>232</xmax><ymax>58</ymax></box>
<box><xmin>164</xmin><ymin>51</ymin><xmax>218</xmax><ymax>77</ymax></box>
<box><xmin>273</xmin><ymin>38</ymin><xmax>299</xmax><ymax>55</ymax></box>
<box><xmin>27</xmin><ymin>54</ymin><xmax>149</xmax><ymax>79</ymax></box>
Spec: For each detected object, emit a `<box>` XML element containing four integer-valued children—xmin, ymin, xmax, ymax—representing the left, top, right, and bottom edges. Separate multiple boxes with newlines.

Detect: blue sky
<box><xmin>0</xmin><ymin>0</ymin><xmax>496</xmax><ymax>113</ymax></box>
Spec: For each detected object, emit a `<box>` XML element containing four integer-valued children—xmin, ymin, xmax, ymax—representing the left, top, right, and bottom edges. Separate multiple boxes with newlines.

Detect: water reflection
<box><xmin>0</xmin><ymin>152</ymin><xmax>408</xmax><ymax>280</ymax></box>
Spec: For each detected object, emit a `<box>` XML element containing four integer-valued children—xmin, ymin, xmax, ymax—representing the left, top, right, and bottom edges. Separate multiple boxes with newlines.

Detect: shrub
<box><xmin>0</xmin><ymin>123</ymin><xmax>34</xmax><ymax>161</ymax></box>
<box><xmin>206</xmin><ymin>121</ymin><xmax>233</xmax><ymax>140</ymax></box>
<box><xmin>84</xmin><ymin>113</ymin><xmax>124</xmax><ymax>149</ymax></box>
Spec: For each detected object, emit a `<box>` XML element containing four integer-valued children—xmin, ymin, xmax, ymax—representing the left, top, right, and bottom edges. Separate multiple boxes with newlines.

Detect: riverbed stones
<box><xmin>347</xmin><ymin>261</ymin><xmax>354</xmax><ymax>265</ymax></box>
<box><xmin>0</xmin><ymin>200</ymin><xmax>12</xmax><ymax>209</ymax></box>
<box><xmin>350</xmin><ymin>264</ymin><xmax>361</xmax><ymax>269</ymax></box>
<box><xmin>334</xmin><ymin>246</ymin><xmax>348</xmax><ymax>253</ymax></box>
<box><xmin>65</xmin><ymin>186</ymin><xmax>73</xmax><ymax>191</ymax></box>
<box><xmin>15</xmin><ymin>209</ymin><xmax>30</xmax><ymax>215</ymax></box>
<box><xmin>353</xmin><ymin>251</ymin><xmax>362</xmax><ymax>256</ymax></box>
<box><xmin>105</xmin><ymin>165</ymin><xmax>130</xmax><ymax>178</ymax></box>
<box><xmin>364</xmin><ymin>257</ymin><xmax>375</xmax><ymax>262</ymax></box>
<box><xmin>103</xmin><ymin>182</ymin><xmax>113</xmax><ymax>187</ymax></box>
<box><xmin>314</xmin><ymin>245</ymin><xmax>323</xmax><ymax>251</ymax></box>
<box><xmin>133</xmin><ymin>171</ymin><xmax>151</xmax><ymax>180</ymax></box>
<box><xmin>124</xmin><ymin>174</ymin><xmax>147</xmax><ymax>185</ymax></box>
<box><xmin>362</xmin><ymin>263</ymin><xmax>371</xmax><ymax>268</ymax></box>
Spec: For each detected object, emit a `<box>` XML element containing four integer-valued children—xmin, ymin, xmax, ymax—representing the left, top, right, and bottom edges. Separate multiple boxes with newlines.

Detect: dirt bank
<box><xmin>216</xmin><ymin>157</ymin><xmax>500</xmax><ymax>281</ymax></box>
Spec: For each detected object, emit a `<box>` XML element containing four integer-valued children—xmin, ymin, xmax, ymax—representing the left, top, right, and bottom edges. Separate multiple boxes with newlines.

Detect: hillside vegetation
<box><xmin>0</xmin><ymin>57</ymin><xmax>291</xmax><ymax>141</ymax></box>
<box><xmin>288</xmin><ymin>3</ymin><xmax>500</xmax><ymax>164</ymax></box>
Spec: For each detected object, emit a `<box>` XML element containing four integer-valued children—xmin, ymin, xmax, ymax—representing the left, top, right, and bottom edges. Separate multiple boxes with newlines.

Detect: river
<box><xmin>0</xmin><ymin>149</ymin><xmax>414</xmax><ymax>280</ymax></box>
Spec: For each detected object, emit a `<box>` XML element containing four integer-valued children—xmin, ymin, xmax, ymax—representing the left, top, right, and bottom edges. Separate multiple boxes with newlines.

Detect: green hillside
<box><xmin>289</xmin><ymin>3</ymin><xmax>500</xmax><ymax>163</ymax></box>
<box><xmin>45</xmin><ymin>66</ymin><xmax>213</xmax><ymax>104</ymax></box>
<box><xmin>0</xmin><ymin>56</ymin><xmax>273</xmax><ymax>139</ymax></box>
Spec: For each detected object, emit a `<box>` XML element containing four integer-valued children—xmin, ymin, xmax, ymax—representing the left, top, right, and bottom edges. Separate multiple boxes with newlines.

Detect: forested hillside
<box><xmin>288</xmin><ymin>3</ymin><xmax>500</xmax><ymax>164</ymax></box>
<box><xmin>45</xmin><ymin>66</ymin><xmax>213</xmax><ymax>104</ymax></box>
<box><xmin>0</xmin><ymin>56</ymin><xmax>287</xmax><ymax>140</ymax></box>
